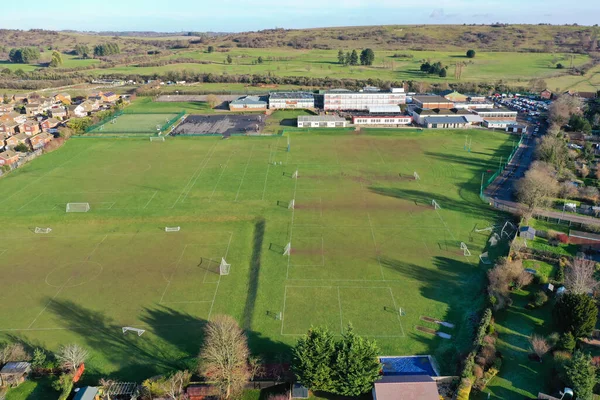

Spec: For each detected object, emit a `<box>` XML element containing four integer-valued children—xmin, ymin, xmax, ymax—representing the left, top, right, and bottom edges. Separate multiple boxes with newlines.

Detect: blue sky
<box><xmin>1</xmin><ymin>0</ymin><xmax>598</xmax><ymax>32</ymax></box>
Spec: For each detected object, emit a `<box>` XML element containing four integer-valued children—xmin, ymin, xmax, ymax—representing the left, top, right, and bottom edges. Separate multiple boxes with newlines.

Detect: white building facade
<box><xmin>324</xmin><ymin>88</ymin><xmax>406</xmax><ymax>111</ymax></box>
<box><xmin>269</xmin><ymin>92</ymin><xmax>315</xmax><ymax>109</ymax></box>
<box><xmin>297</xmin><ymin>115</ymin><xmax>347</xmax><ymax>128</ymax></box>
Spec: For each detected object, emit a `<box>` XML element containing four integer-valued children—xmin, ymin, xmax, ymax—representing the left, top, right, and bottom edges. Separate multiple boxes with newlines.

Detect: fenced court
<box><xmin>87</xmin><ymin>111</ymin><xmax>184</xmax><ymax>135</ymax></box>
<box><xmin>0</xmin><ymin>128</ymin><xmax>515</xmax><ymax>380</ymax></box>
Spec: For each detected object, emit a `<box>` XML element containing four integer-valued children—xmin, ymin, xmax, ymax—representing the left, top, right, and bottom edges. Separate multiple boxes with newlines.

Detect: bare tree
<box><xmin>248</xmin><ymin>355</ymin><xmax>264</xmax><ymax>381</ymax></box>
<box><xmin>199</xmin><ymin>315</ymin><xmax>250</xmax><ymax>399</ymax></box>
<box><xmin>529</xmin><ymin>335</ymin><xmax>550</xmax><ymax>362</ymax></box>
<box><xmin>0</xmin><ymin>343</ymin><xmax>30</xmax><ymax>364</ymax></box>
<box><xmin>565</xmin><ymin>258</ymin><xmax>599</xmax><ymax>295</ymax></box>
<box><xmin>488</xmin><ymin>258</ymin><xmax>524</xmax><ymax>310</ymax></box>
<box><xmin>163</xmin><ymin>370</ymin><xmax>192</xmax><ymax>400</ymax></box>
<box><xmin>515</xmin><ymin>270</ymin><xmax>534</xmax><ymax>289</ymax></box>
<box><xmin>206</xmin><ymin>94</ymin><xmax>221</xmax><ymax>109</ymax></box>
<box><xmin>515</xmin><ymin>162</ymin><xmax>560</xmax><ymax>210</ymax></box>
<box><xmin>56</xmin><ymin>344</ymin><xmax>88</xmax><ymax>372</ymax></box>
<box><xmin>548</xmin><ymin>94</ymin><xmax>583</xmax><ymax>126</ymax></box>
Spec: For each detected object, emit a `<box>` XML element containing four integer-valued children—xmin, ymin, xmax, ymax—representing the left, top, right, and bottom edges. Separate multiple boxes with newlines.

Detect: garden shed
<box><xmin>0</xmin><ymin>362</ymin><xmax>31</xmax><ymax>387</ymax></box>
<box><xmin>519</xmin><ymin>226</ymin><xmax>536</xmax><ymax>240</ymax></box>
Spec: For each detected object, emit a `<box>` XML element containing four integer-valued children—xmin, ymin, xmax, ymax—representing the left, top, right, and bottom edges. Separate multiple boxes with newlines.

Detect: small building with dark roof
<box><xmin>519</xmin><ymin>226</ymin><xmax>536</xmax><ymax>240</ymax></box>
<box><xmin>73</xmin><ymin>386</ymin><xmax>98</xmax><ymax>400</ymax></box>
<box><xmin>423</xmin><ymin>116</ymin><xmax>468</xmax><ymax>129</ymax></box>
<box><xmin>0</xmin><ymin>362</ymin><xmax>31</xmax><ymax>387</ymax></box>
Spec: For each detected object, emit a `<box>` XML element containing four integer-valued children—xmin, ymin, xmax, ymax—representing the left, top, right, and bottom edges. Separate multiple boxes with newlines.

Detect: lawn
<box><xmin>0</xmin><ymin>125</ymin><xmax>514</xmax><ymax>381</ymax></box>
<box><xmin>4</xmin><ymin>377</ymin><xmax>57</xmax><ymax>400</ymax></box>
<box><xmin>88</xmin><ymin>112</ymin><xmax>181</xmax><ymax>135</ymax></box>
<box><xmin>126</xmin><ymin>97</ymin><xmax>213</xmax><ymax>114</ymax></box>
<box><xmin>263</xmin><ymin>110</ymin><xmax>316</xmax><ymax>134</ymax></box>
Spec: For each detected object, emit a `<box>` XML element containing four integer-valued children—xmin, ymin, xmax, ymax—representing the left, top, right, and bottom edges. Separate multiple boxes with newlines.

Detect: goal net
<box><xmin>165</xmin><ymin>226</ymin><xmax>181</xmax><ymax>232</ymax></box>
<box><xmin>150</xmin><ymin>136</ymin><xmax>165</xmax><ymax>142</ymax></box>
<box><xmin>479</xmin><ymin>252</ymin><xmax>492</xmax><ymax>265</ymax></box>
<box><xmin>414</xmin><ymin>171</ymin><xmax>420</xmax><ymax>181</ymax></box>
<box><xmin>283</xmin><ymin>242</ymin><xmax>291</xmax><ymax>256</ymax></box>
<box><xmin>66</xmin><ymin>203</ymin><xmax>90</xmax><ymax>213</ymax></box>
<box><xmin>292</xmin><ymin>170</ymin><xmax>298</xmax><ymax>179</ymax></box>
<box><xmin>460</xmin><ymin>242</ymin><xmax>471</xmax><ymax>257</ymax></box>
<box><xmin>220</xmin><ymin>258</ymin><xmax>231</xmax><ymax>276</ymax></box>
<box><xmin>289</xmin><ymin>199</ymin><xmax>295</xmax><ymax>210</ymax></box>
<box><xmin>432</xmin><ymin>200</ymin><xmax>441</xmax><ymax>210</ymax></box>
<box><xmin>488</xmin><ymin>233</ymin><xmax>500</xmax><ymax>247</ymax></box>
<box><xmin>122</xmin><ymin>327</ymin><xmax>145</xmax><ymax>336</ymax></box>
<box><xmin>35</xmin><ymin>227</ymin><xmax>52</xmax><ymax>234</ymax></box>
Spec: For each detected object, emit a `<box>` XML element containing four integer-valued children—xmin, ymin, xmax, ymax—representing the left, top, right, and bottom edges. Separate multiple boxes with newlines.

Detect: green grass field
<box><xmin>0</xmin><ymin>128</ymin><xmax>514</xmax><ymax>381</ymax></box>
<box><xmin>88</xmin><ymin>112</ymin><xmax>180</xmax><ymax>134</ymax></box>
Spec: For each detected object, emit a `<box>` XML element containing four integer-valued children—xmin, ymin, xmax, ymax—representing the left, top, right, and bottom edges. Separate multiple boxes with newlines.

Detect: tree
<box><xmin>553</xmin><ymin>293</ymin><xmax>598</xmax><ymax>338</ymax></box>
<box><xmin>549</xmin><ymin>94</ymin><xmax>583</xmax><ymax>126</ymax></box>
<box><xmin>564</xmin><ymin>258</ymin><xmax>599</xmax><ymax>295</ymax></box>
<box><xmin>515</xmin><ymin>162</ymin><xmax>560</xmax><ymax>209</ymax></box>
<box><xmin>8</xmin><ymin>47</ymin><xmax>40</xmax><ymax>64</ymax></box>
<box><xmin>199</xmin><ymin>315</ymin><xmax>250</xmax><ymax>399</ymax></box>
<box><xmin>0</xmin><ymin>342</ymin><xmax>29</xmax><ymax>364</ymax></box>
<box><xmin>557</xmin><ymin>63</ymin><xmax>565</xmax><ymax>69</ymax></box>
<box><xmin>14</xmin><ymin>143</ymin><xmax>29</xmax><ymax>153</ymax></box>
<box><xmin>49</xmin><ymin>51</ymin><xmax>63</xmax><ymax>68</ymax></box>
<box><xmin>55</xmin><ymin>344</ymin><xmax>88</xmax><ymax>372</ymax></box>
<box><xmin>257</xmin><ymin>56</ymin><xmax>263</xmax><ymax>64</ymax></box>
<box><xmin>206</xmin><ymin>94</ymin><xmax>221</xmax><ymax>109</ymax></box>
<box><xmin>487</xmin><ymin>258</ymin><xmax>525</xmax><ymax>310</ymax></box>
<box><xmin>162</xmin><ymin>370</ymin><xmax>192</xmax><ymax>400</ymax></box>
<box><xmin>466</xmin><ymin>49</ymin><xmax>476</xmax><ymax>58</ymax></box>
<box><xmin>74</xmin><ymin>44</ymin><xmax>90</xmax><ymax>58</ymax></box>
<box><xmin>569</xmin><ymin>114</ymin><xmax>592</xmax><ymax>133</ymax></box>
<box><xmin>565</xmin><ymin>351</ymin><xmax>596</xmax><ymax>400</ymax></box>
<box><xmin>337</xmin><ymin>50</ymin><xmax>345</xmax><ymax>64</ymax></box>
<box><xmin>420</xmin><ymin>62</ymin><xmax>431</xmax><ymax>72</ymax></box>
<box><xmin>557</xmin><ymin>332</ymin><xmax>576</xmax><ymax>352</ymax></box>
<box><xmin>207</xmin><ymin>46</ymin><xmax>215</xmax><ymax>53</ymax></box>
<box><xmin>31</xmin><ymin>348</ymin><xmax>47</xmax><ymax>369</ymax></box>
<box><xmin>226</xmin><ymin>55</ymin><xmax>233</xmax><ymax>64</ymax></box>
<box><xmin>292</xmin><ymin>327</ymin><xmax>336</xmax><ymax>392</ymax></box>
<box><xmin>349</xmin><ymin>50</ymin><xmax>359</xmax><ymax>66</ymax></box>
<box><xmin>439</xmin><ymin>68</ymin><xmax>448</xmax><ymax>78</ymax></box>
<box><xmin>535</xmin><ymin>135</ymin><xmax>569</xmax><ymax>172</ymax></box>
<box><xmin>53</xmin><ymin>373</ymin><xmax>74</xmax><ymax>400</ymax></box>
<box><xmin>360</xmin><ymin>49</ymin><xmax>375</xmax><ymax>66</ymax></box>
<box><xmin>529</xmin><ymin>335</ymin><xmax>550</xmax><ymax>362</ymax></box>
<box><xmin>331</xmin><ymin>325</ymin><xmax>381</xmax><ymax>396</ymax></box>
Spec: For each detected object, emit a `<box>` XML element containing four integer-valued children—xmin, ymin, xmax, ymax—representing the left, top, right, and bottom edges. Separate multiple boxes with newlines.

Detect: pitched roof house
<box><xmin>0</xmin><ymin>362</ymin><xmax>31</xmax><ymax>387</ymax></box>
<box><xmin>22</xmin><ymin>121</ymin><xmax>41</xmax><ymax>136</ymax></box>
<box><xmin>40</xmin><ymin>118</ymin><xmax>60</xmax><ymax>131</ymax></box>
<box><xmin>49</xmin><ymin>106</ymin><xmax>68</xmax><ymax>119</ymax></box>
<box><xmin>101</xmin><ymin>92</ymin><xmax>119</xmax><ymax>103</ymax></box>
<box><xmin>372</xmin><ymin>375</ymin><xmax>440</xmax><ymax>400</ymax></box>
<box><xmin>0</xmin><ymin>112</ymin><xmax>27</xmax><ymax>125</ymax></box>
<box><xmin>0</xmin><ymin>121</ymin><xmax>19</xmax><ymax>135</ymax></box>
<box><xmin>0</xmin><ymin>104</ymin><xmax>13</xmax><ymax>115</ymax></box>
<box><xmin>53</xmin><ymin>93</ymin><xmax>72</xmax><ymax>105</ymax></box>
<box><xmin>30</xmin><ymin>132</ymin><xmax>53</xmax><ymax>150</ymax></box>
<box><xmin>5</xmin><ymin>132</ymin><xmax>29</xmax><ymax>149</ymax></box>
<box><xmin>68</xmin><ymin>104</ymin><xmax>88</xmax><ymax>118</ymax></box>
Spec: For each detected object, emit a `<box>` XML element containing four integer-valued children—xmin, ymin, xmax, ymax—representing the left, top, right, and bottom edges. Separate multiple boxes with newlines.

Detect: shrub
<box><xmin>473</xmin><ymin>364</ymin><xmax>484</xmax><ymax>379</ymax></box>
<box><xmin>474</xmin><ymin>309</ymin><xmax>493</xmax><ymax>346</ymax></box>
<box><xmin>456</xmin><ymin>378</ymin><xmax>472</xmax><ymax>400</ymax></box>
<box><xmin>14</xmin><ymin>143</ymin><xmax>29</xmax><ymax>153</ymax></box>
<box><xmin>461</xmin><ymin>352</ymin><xmax>475</xmax><ymax>378</ymax></box>
<box><xmin>466</xmin><ymin>49</ymin><xmax>476</xmax><ymax>58</ymax></box>
<box><xmin>557</xmin><ymin>63</ymin><xmax>564</xmax><ymax>69</ymax></box>
<box><xmin>483</xmin><ymin>335</ymin><xmax>496</xmax><ymax>346</ymax></box>
<box><xmin>557</xmin><ymin>332</ymin><xmax>576</xmax><ymax>352</ymax></box>
<box><xmin>529</xmin><ymin>290</ymin><xmax>549</xmax><ymax>308</ymax></box>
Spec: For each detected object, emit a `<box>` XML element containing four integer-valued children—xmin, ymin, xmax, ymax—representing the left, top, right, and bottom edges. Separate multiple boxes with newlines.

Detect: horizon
<box><xmin>1</xmin><ymin>0</ymin><xmax>599</xmax><ymax>32</ymax></box>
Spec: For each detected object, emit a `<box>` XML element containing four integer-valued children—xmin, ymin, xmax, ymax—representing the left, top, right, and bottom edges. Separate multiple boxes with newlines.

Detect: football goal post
<box><xmin>35</xmin><ymin>227</ymin><xmax>52</xmax><ymax>234</ymax></box>
<box><xmin>432</xmin><ymin>200</ymin><xmax>441</xmax><ymax>210</ymax></box>
<box><xmin>414</xmin><ymin>171</ymin><xmax>420</xmax><ymax>181</ymax></box>
<box><xmin>399</xmin><ymin>308</ymin><xmax>406</xmax><ymax>316</ymax></box>
<box><xmin>283</xmin><ymin>242</ymin><xmax>291</xmax><ymax>256</ymax></box>
<box><xmin>122</xmin><ymin>327</ymin><xmax>145</xmax><ymax>336</ymax></box>
<box><xmin>220</xmin><ymin>258</ymin><xmax>231</xmax><ymax>276</ymax></box>
<box><xmin>460</xmin><ymin>242</ymin><xmax>471</xmax><ymax>257</ymax></box>
<box><xmin>292</xmin><ymin>170</ymin><xmax>298</xmax><ymax>179</ymax></box>
<box><xmin>288</xmin><ymin>199</ymin><xmax>295</xmax><ymax>210</ymax></box>
<box><xmin>479</xmin><ymin>252</ymin><xmax>492</xmax><ymax>265</ymax></box>
<box><xmin>150</xmin><ymin>136</ymin><xmax>165</xmax><ymax>142</ymax></box>
<box><xmin>66</xmin><ymin>203</ymin><xmax>90</xmax><ymax>213</ymax></box>
<box><xmin>165</xmin><ymin>226</ymin><xmax>181</xmax><ymax>232</ymax></box>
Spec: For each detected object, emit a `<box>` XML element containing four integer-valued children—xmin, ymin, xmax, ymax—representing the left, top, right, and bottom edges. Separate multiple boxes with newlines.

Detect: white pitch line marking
<box><xmin>234</xmin><ymin>144</ymin><xmax>256</xmax><ymax>202</ymax></box>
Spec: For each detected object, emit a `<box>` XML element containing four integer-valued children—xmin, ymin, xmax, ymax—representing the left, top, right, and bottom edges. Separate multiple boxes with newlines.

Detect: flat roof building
<box><xmin>297</xmin><ymin>115</ymin><xmax>347</xmax><ymax>128</ymax></box>
<box><xmin>411</xmin><ymin>95</ymin><xmax>454</xmax><ymax>109</ymax></box>
<box><xmin>269</xmin><ymin>92</ymin><xmax>315</xmax><ymax>109</ymax></box>
<box><xmin>472</xmin><ymin>108</ymin><xmax>517</xmax><ymax>121</ymax></box>
<box><xmin>324</xmin><ymin>87</ymin><xmax>406</xmax><ymax>111</ymax></box>
<box><xmin>229</xmin><ymin>96</ymin><xmax>268</xmax><ymax>111</ymax></box>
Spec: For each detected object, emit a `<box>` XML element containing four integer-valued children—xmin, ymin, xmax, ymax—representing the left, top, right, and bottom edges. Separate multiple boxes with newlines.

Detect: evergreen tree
<box><xmin>337</xmin><ymin>49</ymin><xmax>345</xmax><ymax>64</ymax></box>
<box><xmin>331</xmin><ymin>325</ymin><xmax>381</xmax><ymax>396</ymax></box>
<box><xmin>345</xmin><ymin>52</ymin><xmax>351</xmax><ymax>65</ymax></box>
<box><xmin>439</xmin><ymin>67</ymin><xmax>448</xmax><ymax>77</ymax></box>
<box><xmin>257</xmin><ymin>56</ymin><xmax>263</xmax><ymax>64</ymax></box>
<box><xmin>349</xmin><ymin>50</ymin><xmax>359</xmax><ymax>66</ymax></box>
<box><xmin>557</xmin><ymin>332</ymin><xmax>576</xmax><ymax>352</ymax></box>
<box><xmin>420</xmin><ymin>62</ymin><xmax>431</xmax><ymax>72</ymax></box>
<box><xmin>360</xmin><ymin>49</ymin><xmax>375</xmax><ymax>66</ymax></box>
<box><xmin>207</xmin><ymin>46</ymin><xmax>215</xmax><ymax>53</ymax></box>
<box><xmin>292</xmin><ymin>327</ymin><xmax>336</xmax><ymax>392</ymax></box>
<box><xmin>553</xmin><ymin>293</ymin><xmax>598</xmax><ymax>338</ymax></box>
<box><xmin>466</xmin><ymin>49</ymin><xmax>476</xmax><ymax>58</ymax></box>
<box><xmin>226</xmin><ymin>55</ymin><xmax>233</xmax><ymax>64</ymax></box>
<box><xmin>565</xmin><ymin>351</ymin><xmax>596</xmax><ymax>400</ymax></box>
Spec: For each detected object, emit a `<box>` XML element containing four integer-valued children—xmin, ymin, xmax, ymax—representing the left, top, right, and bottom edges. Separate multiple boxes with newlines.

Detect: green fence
<box><xmin>160</xmin><ymin>110</ymin><xmax>186</xmax><ymax>133</ymax></box>
<box><xmin>480</xmin><ymin>134</ymin><xmax>525</xmax><ymax>199</ymax></box>
<box><xmin>85</xmin><ymin>110</ymin><xmax>124</xmax><ymax>133</ymax></box>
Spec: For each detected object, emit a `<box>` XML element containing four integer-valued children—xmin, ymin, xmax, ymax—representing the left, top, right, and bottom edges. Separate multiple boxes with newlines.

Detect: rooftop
<box><xmin>231</xmin><ymin>95</ymin><xmax>267</xmax><ymax>105</ymax></box>
<box><xmin>373</xmin><ymin>375</ymin><xmax>439</xmax><ymax>400</ymax></box>
<box><xmin>474</xmin><ymin>108</ymin><xmax>516</xmax><ymax>113</ymax></box>
<box><xmin>412</xmin><ymin>95</ymin><xmax>453</xmax><ymax>104</ymax></box>
<box><xmin>0</xmin><ymin>362</ymin><xmax>30</xmax><ymax>375</ymax></box>
<box><xmin>73</xmin><ymin>386</ymin><xmax>99</xmax><ymax>400</ymax></box>
<box><xmin>298</xmin><ymin>115</ymin><xmax>346</xmax><ymax>122</ymax></box>
<box><xmin>270</xmin><ymin>92</ymin><xmax>314</xmax><ymax>100</ymax></box>
<box><xmin>424</xmin><ymin>116</ymin><xmax>468</xmax><ymax>124</ymax></box>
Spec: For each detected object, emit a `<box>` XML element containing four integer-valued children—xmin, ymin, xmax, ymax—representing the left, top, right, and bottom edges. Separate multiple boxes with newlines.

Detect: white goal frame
<box><xmin>220</xmin><ymin>258</ymin><xmax>231</xmax><ymax>276</ymax></box>
<box><xmin>283</xmin><ymin>242</ymin><xmax>291</xmax><ymax>256</ymax></box>
<box><xmin>35</xmin><ymin>227</ymin><xmax>52</xmax><ymax>234</ymax></box>
<box><xmin>292</xmin><ymin>170</ymin><xmax>298</xmax><ymax>179</ymax></box>
<box><xmin>432</xmin><ymin>200</ymin><xmax>441</xmax><ymax>210</ymax></box>
<box><xmin>289</xmin><ymin>199</ymin><xmax>295</xmax><ymax>210</ymax></box>
<box><xmin>414</xmin><ymin>171</ymin><xmax>420</xmax><ymax>181</ymax></box>
<box><xmin>165</xmin><ymin>226</ymin><xmax>181</xmax><ymax>232</ymax></box>
<box><xmin>460</xmin><ymin>242</ymin><xmax>471</xmax><ymax>257</ymax></box>
<box><xmin>150</xmin><ymin>136</ymin><xmax>165</xmax><ymax>142</ymax></box>
<box><xmin>122</xmin><ymin>327</ymin><xmax>145</xmax><ymax>336</ymax></box>
<box><xmin>66</xmin><ymin>203</ymin><xmax>90</xmax><ymax>213</ymax></box>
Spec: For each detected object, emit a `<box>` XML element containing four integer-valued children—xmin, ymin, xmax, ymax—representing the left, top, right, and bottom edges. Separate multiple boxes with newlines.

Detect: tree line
<box><xmin>8</xmin><ymin>47</ymin><xmax>41</xmax><ymax>64</ymax></box>
<box><xmin>93</xmin><ymin>43</ymin><xmax>121</xmax><ymax>57</ymax></box>
<box><xmin>337</xmin><ymin>48</ymin><xmax>375</xmax><ymax>66</ymax></box>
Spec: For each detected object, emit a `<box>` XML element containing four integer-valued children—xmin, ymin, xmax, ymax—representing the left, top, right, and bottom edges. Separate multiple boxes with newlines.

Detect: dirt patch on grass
<box><xmin>416</xmin><ymin>326</ymin><xmax>437</xmax><ymax>335</ymax></box>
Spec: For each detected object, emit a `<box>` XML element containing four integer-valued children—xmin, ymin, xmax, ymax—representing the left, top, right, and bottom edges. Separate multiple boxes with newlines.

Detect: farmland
<box><xmin>0</xmin><ymin>124</ymin><xmax>514</xmax><ymax>381</ymax></box>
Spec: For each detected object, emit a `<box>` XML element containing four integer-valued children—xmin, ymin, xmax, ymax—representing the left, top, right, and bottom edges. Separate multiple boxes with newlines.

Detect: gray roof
<box><xmin>424</xmin><ymin>116</ymin><xmax>467</xmax><ymax>124</ymax></box>
<box><xmin>412</xmin><ymin>95</ymin><xmax>453</xmax><ymax>104</ymax></box>
<box><xmin>230</xmin><ymin>96</ymin><xmax>267</xmax><ymax>106</ymax></box>
<box><xmin>463</xmin><ymin>114</ymin><xmax>484</xmax><ymax>122</ymax></box>
<box><xmin>0</xmin><ymin>362</ymin><xmax>31</xmax><ymax>375</ymax></box>
<box><xmin>474</xmin><ymin>108</ymin><xmax>517</xmax><ymax>113</ymax></box>
<box><xmin>292</xmin><ymin>383</ymin><xmax>309</xmax><ymax>399</ymax></box>
<box><xmin>298</xmin><ymin>115</ymin><xmax>346</xmax><ymax>122</ymax></box>
<box><xmin>270</xmin><ymin>92</ymin><xmax>314</xmax><ymax>100</ymax></box>
<box><xmin>484</xmin><ymin>120</ymin><xmax>517</xmax><ymax>125</ymax></box>
<box><xmin>74</xmin><ymin>386</ymin><xmax>99</xmax><ymax>400</ymax></box>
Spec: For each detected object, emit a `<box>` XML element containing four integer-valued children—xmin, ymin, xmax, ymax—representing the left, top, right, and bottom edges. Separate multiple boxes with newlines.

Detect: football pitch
<box><xmin>0</xmin><ymin>129</ymin><xmax>513</xmax><ymax>380</ymax></box>
<box><xmin>88</xmin><ymin>112</ymin><xmax>181</xmax><ymax>134</ymax></box>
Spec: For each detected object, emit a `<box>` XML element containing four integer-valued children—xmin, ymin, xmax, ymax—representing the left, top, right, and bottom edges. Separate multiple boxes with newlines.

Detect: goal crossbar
<box><xmin>289</xmin><ymin>199</ymin><xmax>295</xmax><ymax>210</ymax></box>
<box><xmin>292</xmin><ymin>170</ymin><xmax>298</xmax><ymax>179</ymax></box>
<box><xmin>283</xmin><ymin>242</ymin><xmax>291</xmax><ymax>256</ymax></box>
<box><xmin>150</xmin><ymin>136</ymin><xmax>165</xmax><ymax>142</ymax></box>
<box><xmin>432</xmin><ymin>200</ymin><xmax>441</xmax><ymax>210</ymax></box>
<box><xmin>165</xmin><ymin>226</ymin><xmax>181</xmax><ymax>232</ymax></box>
<box><xmin>220</xmin><ymin>258</ymin><xmax>231</xmax><ymax>276</ymax></box>
<box><xmin>122</xmin><ymin>327</ymin><xmax>145</xmax><ymax>336</ymax></box>
<box><xmin>35</xmin><ymin>227</ymin><xmax>52</xmax><ymax>234</ymax></box>
<box><xmin>460</xmin><ymin>242</ymin><xmax>471</xmax><ymax>257</ymax></box>
<box><xmin>413</xmin><ymin>171</ymin><xmax>420</xmax><ymax>181</ymax></box>
<box><xmin>66</xmin><ymin>203</ymin><xmax>90</xmax><ymax>213</ymax></box>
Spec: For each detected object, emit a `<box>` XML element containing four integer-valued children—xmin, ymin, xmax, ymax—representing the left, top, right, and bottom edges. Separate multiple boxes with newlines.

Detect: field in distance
<box><xmin>0</xmin><ymin>127</ymin><xmax>513</xmax><ymax>380</ymax></box>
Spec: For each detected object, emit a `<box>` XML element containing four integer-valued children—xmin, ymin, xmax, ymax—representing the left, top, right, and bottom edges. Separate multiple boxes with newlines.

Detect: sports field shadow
<box><xmin>243</xmin><ymin>218</ymin><xmax>265</xmax><ymax>330</ymax></box>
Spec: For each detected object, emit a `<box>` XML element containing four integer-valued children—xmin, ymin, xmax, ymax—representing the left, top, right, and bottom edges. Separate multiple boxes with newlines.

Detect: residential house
<box><xmin>68</xmin><ymin>104</ymin><xmax>88</xmax><ymax>118</ymax></box>
<box><xmin>324</xmin><ymin>87</ymin><xmax>406</xmax><ymax>111</ymax></box>
<box><xmin>1</xmin><ymin>112</ymin><xmax>27</xmax><ymax>125</ymax></box>
<box><xmin>0</xmin><ymin>104</ymin><xmax>13</xmax><ymax>115</ymax></box>
<box><xmin>229</xmin><ymin>96</ymin><xmax>268</xmax><ymax>111</ymax></box>
<box><xmin>297</xmin><ymin>115</ymin><xmax>347</xmax><ymax>128</ymax></box>
<box><xmin>411</xmin><ymin>95</ymin><xmax>454</xmax><ymax>109</ymax></box>
<box><xmin>372</xmin><ymin>375</ymin><xmax>440</xmax><ymax>400</ymax></box>
<box><xmin>53</xmin><ymin>93</ymin><xmax>72</xmax><ymax>105</ymax></box>
<box><xmin>22</xmin><ymin>121</ymin><xmax>41</xmax><ymax>136</ymax></box>
<box><xmin>26</xmin><ymin>93</ymin><xmax>42</xmax><ymax>104</ymax></box>
<box><xmin>5</xmin><ymin>133</ymin><xmax>29</xmax><ymax>149</ymax></box>
<box><xmin>24</xmin><ymin>103</ymin><xmax>42</xmax><ymax>116</ymax></box>
<box><xmin>0</xmin><ymin>121</ymin><xmax>19</xmax><ymax>135</ymax></box>
<box><xmin>49</xmin><ymin>106</ymin><xmax>68</xmax><ymax>119</ymax></box>
<box><xmin>0</xmin><ymin>133</ymin><xmax>7</xmax><ymax>150</ymax></box>
<box><xmin>0</xmin><ymin>362</ymin><xmax>31</xmax><ymax>387</ymax></box>
<box><xmin>29</xmin><ymin>132</ymin><xmax>53</xmax><ymax>150</ymax></box>
<box><xmin>540</xmin><ymin>90</ymin><xmax>553</xmax><ymax>100</ymax></box>
<box><xmin>100</xmin><ymin>92</ymin><xmax>119</xmax><ymax>103</ymax></box>
<box><xmin>269</xmin><ymin>92</ymin><xmax>315</xmax><ymax>109</ymax></box>
<box><xmin>40</xmin><ymin>118</ymin><xmax>60</xmax><ymax>132</ymax></box>
<box><xmin>81</xmin><ymin>100</ymin><xmax>100</xmax><ymax>112</ymax></box>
